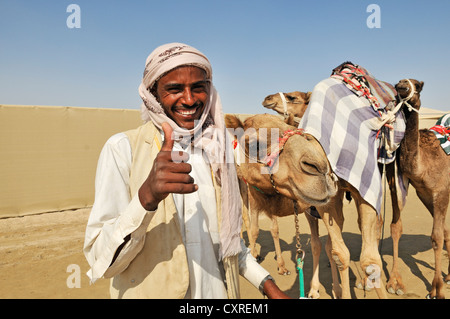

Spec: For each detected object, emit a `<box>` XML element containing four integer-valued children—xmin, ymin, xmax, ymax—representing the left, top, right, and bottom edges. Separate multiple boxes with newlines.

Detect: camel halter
<box><xmin>277</xmin><ymin>92</ymin><xmax>307</xmax><ymax>120</ymax></box>
<box><xmin>375</xmin><ymin>78</ymin><xmax>419</xmax><ymax>130</ymax></box>
<box><xmin>263</xmin><ymin>128</ymin><xmax>306</xmax><ymax>194</ymax></box>
<box><xmin>238</xmin><ymin>128</ymin><xmax>306</xmax><ymax>194</ymax></box>
<box><xmin>278</xmin><ymin>92</ymin><xmax>289</xmax><ymax>118</ymax></box>
<box><xmin>397</xmin><ymin>79</ymin><xmax>420</xmax><ymax>114</ymax></box>
<box><xmin>265</xmin><ymin>129</ymin><xmax>305</xmax><ymax>168</ymax></box>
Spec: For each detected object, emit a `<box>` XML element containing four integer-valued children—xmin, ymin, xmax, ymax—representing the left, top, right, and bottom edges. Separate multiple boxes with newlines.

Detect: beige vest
<box><xmin>109</xmin><ymin>122</ymin><xmax>240</xmax><ymax>299</ymax></box>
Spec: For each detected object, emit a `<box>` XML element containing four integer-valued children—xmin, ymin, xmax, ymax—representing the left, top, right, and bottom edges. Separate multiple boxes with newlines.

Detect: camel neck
<box><xmin>400</xmin><ymin>108</ymin><xmax>420</xmax><ymax>173</ymax></box>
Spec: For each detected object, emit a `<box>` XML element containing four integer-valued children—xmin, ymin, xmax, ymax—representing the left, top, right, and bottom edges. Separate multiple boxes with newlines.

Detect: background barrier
<box><xmin>0</xmin><ymin>105</ymin><xmax>446</xmax><ymax>218</ymax></box>
<box><xmin>0</xmin><ymin>105</ymin><xmax>142</xmax><ymax>218</ymax></box>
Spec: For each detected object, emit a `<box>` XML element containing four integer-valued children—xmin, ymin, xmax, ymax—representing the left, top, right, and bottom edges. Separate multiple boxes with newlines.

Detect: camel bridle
<box><xmin>375</xmin><ymin>78</ymin><xmax>420</xmax><ymax>130</ymax></box>
<box><xmin>278</xmin><ymin>92</ymin><xmax>306</xmax><ymax>119</ymax></box>
<box><xmin>239</xmin><ymin>128</ymin><xmax>306</xmax><ymax>195</ymax></box>
<box><xmin>397</xmin><ymin>79</ymin><xmax>420</xmax><ymax>114</ymax></box>
<box><xmin>278</xmin><ymin>92</ymin><xmax>289</xmax><ymax>118</ymax></box>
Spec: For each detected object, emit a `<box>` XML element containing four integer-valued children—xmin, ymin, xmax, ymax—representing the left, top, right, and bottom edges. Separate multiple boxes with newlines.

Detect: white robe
<box><xmin>83</xmin><ymin>132</ymin><xmax>269</xmax><ymax>298</ymax></box>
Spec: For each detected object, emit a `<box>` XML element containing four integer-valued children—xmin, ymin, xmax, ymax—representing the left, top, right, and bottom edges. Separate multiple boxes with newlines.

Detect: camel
<box><xmin>261</xmin><ymin>77</ymin><xmax>394</xmax><ymax>298</ymax></box>
<box><xmin>260</xmin><ymin>90</ymin><xmax>321</xmax><ymax>276</ymax></box>
<box><xmin>261</xmin><ymin>90</ymin><xmax>362</xmax><ymax>298</ymax></box>
<box><xmin>237</xmin><ymin>141</ymin><xmax>321</xmax><ymax>276</ymax></box>
<box><xmin>262</xmin><ymin>91</ymin><xmax>311</xmax><ymax>123</ymax></box>
<box><xmin>385</xmin><ymin>79</ymin><xmax>450</xmax><ymax>299</ymax></box>
<box><xmin>226</xmin><ymin>113</ymin><xmax>387</xmax><ymax>299</ymax></box>
<box><xmin>225</xmin><ymin>114</ymin><xmax>338</xmax><ymax>282</ymax></box>
<box><xmin>238</xmin><ymin>171</ymin><xmax>323</xmax><ymax>284</ymax></box>
<box><xmin>262</xmin><ymin>89</ymin><xmax>381</xmax><ymax>298</ymax></box>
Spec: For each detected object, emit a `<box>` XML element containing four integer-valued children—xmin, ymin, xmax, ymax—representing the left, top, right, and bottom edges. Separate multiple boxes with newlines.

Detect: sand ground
<box><xmin>0</xmin><ymin>189</ymin><xmax>449</xmax><ymax>299</ymax></box>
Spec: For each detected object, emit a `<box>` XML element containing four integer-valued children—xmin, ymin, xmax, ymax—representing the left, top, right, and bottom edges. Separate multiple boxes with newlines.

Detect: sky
<box><xmin>1</xmin><ymin>0</ymin><xmax>449</xmax><ymax>115</ymax></box>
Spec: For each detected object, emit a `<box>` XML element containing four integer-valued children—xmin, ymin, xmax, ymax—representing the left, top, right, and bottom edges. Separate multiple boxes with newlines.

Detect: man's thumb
<box><xmin>161</xmin><ymin>122</ymin><xmax>174</xmax><ymax>151</ymax></box>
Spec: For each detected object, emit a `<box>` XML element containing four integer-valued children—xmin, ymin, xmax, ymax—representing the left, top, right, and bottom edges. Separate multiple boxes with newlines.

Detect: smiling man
<box><xmin>83</xmin><ymin>43</ymin><xmax>289</xmax><ymax>299</ymax></box>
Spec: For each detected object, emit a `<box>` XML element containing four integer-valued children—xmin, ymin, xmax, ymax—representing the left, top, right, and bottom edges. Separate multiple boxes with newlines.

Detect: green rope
<box><xmin>296</xmin><ymin>256</ymin><xmax>305</xmax><ymax>298</ymax></box>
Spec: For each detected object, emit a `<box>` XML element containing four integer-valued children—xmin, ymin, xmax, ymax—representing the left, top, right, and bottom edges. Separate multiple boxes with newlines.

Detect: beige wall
<box><xmin>0</xmin><ymin>105</ymin><xmax>446</xmax><ymax>218</ymax></box>
<box><xmin>0</xmin><ymin>105</ymin><xmax>142</xmax><ymax>218</ymax></box>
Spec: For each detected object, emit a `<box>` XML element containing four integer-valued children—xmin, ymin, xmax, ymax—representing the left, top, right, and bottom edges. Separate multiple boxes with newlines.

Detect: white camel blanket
<box><xmin>300</xmin><ymin>77</ymin><xmax>407</xmax><ymax>213</ymax></box>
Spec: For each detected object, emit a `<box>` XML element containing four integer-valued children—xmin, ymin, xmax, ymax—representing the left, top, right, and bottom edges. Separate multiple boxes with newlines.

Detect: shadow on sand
<box><xmin>242</xmin><ymin>228</ymin><xmax>442</xmax><ymax>298</ymax></box>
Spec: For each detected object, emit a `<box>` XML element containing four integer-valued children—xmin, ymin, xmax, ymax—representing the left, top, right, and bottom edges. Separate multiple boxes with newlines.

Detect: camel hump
<box><xmin>225</xmin><ymin>114</ymin><xmax>244</xmax><ymax>130</ymax></box>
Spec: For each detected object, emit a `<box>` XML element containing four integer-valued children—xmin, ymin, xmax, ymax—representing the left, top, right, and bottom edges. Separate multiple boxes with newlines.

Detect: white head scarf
<box><xmin>138</xmin><ymin>43</ymin><xmax>242</xmax><ymax>259</ymax></box>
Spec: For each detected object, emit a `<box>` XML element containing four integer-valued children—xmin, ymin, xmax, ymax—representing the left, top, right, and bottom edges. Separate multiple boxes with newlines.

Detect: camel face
<box><xmin>226</xmin><ymin>113</ymin><xmax>337</xmax><ymax>207</ymax></box>
<box><xmin>395</xmin><ymin>79</ymin><xmax>424</xmax><ymax>112</ymax></box>
<box><xmin>262</xmin><ymin>91</ymin><xmax>311</xmax><ymax>118</ymax></box>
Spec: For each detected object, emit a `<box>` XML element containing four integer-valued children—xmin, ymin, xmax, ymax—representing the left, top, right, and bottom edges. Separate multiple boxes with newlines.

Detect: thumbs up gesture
<box><xmin>138</xmin><ymin>122</ymin><xmax>198</xmax><ymax>211</ymax></box>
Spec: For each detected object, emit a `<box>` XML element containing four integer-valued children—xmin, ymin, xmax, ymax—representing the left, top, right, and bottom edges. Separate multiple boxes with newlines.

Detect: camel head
<box><xmin>225</xmin><ymin>113</ymin><xmax>337</xmax><ymax>207</ymax></box>
<box><xmin>262</xmin><ymin>91</ymin><xmax>312</xmax><ymax>118</ymax></box>
<box><xmin>395</xmin><ymin>79</ymin><xmax>424</xmax><ymax>114</ymax></box>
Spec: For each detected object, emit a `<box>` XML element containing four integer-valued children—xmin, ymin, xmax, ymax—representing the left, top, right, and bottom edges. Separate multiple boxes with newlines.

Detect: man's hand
<box><xmin>263</xmin><ymin>279</ymin><xmax>291</xmax><ymax>299</ymax></box>
<box><xmin>138</xmin><ymin>122</ymin><xmax>198</xmax><ymax>211</ymax></box>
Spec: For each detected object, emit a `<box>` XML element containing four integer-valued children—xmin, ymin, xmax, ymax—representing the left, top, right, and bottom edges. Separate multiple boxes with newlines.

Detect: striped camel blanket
<box><xmin>429</xmin><ymin>113</ymin><xmax>450</xmax><ymax>155</ymax></box>
<box><xmin>300</xmin><ymin>63</ymin><xmax>406</xmax><ymax>213</ymax></box>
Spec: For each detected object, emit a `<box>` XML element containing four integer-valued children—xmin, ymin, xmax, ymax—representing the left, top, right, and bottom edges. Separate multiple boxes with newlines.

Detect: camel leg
<box><xmin>305</xmin><ymin>213</ymin><xmax>321</xmax><ymax>299</ymax></box>
<box><xmin>325</xmin><ymin>234</ymin><xmax>343</xmax><ymax>298</ymax></box>
<box><xmin>240</xmin><ymin>181</ymin><xmax>263</xmax><ymax>262</ymax></box>
<box><xmin>430</xmin><ymin>213</ymin><xmax>446</xmax><ymax>299</ymax></box>
<box><xmin>416</xmin><ymin>189</ymin><xmax>448</xmax><ymax>299</ymax></box>
<box><xmin>271</xmin><ymin>217</ymin><xmax>290</xmax><ymax>275</ymax></box>
<box><xmin>356</xmin><ymin>196</ymin><xmax>387</xmax><ymax>299</ymax></box>
<box><xmin>249</xmin><ymin>214</ymin><xmax>260</xmax><ymax>260</ymax></box>
<box><xmin>387</xmin><ymin>211</ymin><xmax>405</xmax><ymax>295</ymax></box>
<box><xmin>318</xmin><ymin>191</ymin><xmax>351</xmax><ymax>299</ymax></box>
<box><xmin>444</xmin><ymin>224</ymin><xmax>450</xmax><ymax>285</ymax></box>
<box><xmin>247</xmin><ymin>190</ymin><xmax>261</xmax><ymax>261</ymax></box>
<box><xmin>385</xmin><ymin>162</ymin><xmax>406</xmax><ymax>295</ymax></box>
<box><xmin>240</xmin><ymin>179</ymin><xmax>250</xmax><ymax>239</ymax></box>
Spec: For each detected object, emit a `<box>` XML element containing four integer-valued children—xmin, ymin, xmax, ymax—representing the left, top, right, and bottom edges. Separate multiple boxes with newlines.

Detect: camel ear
<box><xmin>416</xmin><ymin>81</ymin><xmax>424</xmax><ymax>93</ymax></box>
<box><xmin>224</xmin><ymin>114</ymin><xmax>243</xmax><ymax>129</ymax></box>
<box><xmin>305</xmin><ymin>92</ymin><xmax>312</xmax><ymax>104</ymax></box>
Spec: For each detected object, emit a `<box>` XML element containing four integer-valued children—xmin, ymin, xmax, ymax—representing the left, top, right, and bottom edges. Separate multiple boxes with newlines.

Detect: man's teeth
<box><xmin>177</xmin><ymin>109</ymin><xmax>196</xmax><ymax>115</ymax></box>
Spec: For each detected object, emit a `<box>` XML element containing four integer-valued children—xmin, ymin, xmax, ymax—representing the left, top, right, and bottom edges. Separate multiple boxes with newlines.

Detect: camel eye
<box><xmin>286</xmin><ymin>95</ymin><xmax>296</xmax><ymax>101</ymax></box>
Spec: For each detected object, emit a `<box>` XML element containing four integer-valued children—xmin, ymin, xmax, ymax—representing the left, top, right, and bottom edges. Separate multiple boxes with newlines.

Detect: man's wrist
<box><xmin>259</xmin><ymin>275</ymin><xmax>274</xmax><ymax>296</ymax></box>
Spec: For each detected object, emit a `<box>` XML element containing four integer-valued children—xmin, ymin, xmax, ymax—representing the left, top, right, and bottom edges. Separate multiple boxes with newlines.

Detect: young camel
<box><xmin>236</xmin><ymin>114</ymin><xmax>323</xmax><ymax>280</ymax></box>
<box><xmin>227</xmin><ymin>113</ymin><xmax>387</xmax><ymax>299</ymax></box>
<box><xmin>386</xmin><ymin>79</ymin><xmax>450</xmax><ymax>299</ymax></box>
<box><xmin>261</xmin><ymin>91</ymin><xmax>323</xmax><ymax>275</ymax></box>
<box><xmin>225</xmin><ymin>114</ymin><xmax>338</xmax><ymax>291</ymax></box>
<box><xmin>262</xmin><ymin>90</ymin><xmax>364</xmax><ymax>298</ymax></box>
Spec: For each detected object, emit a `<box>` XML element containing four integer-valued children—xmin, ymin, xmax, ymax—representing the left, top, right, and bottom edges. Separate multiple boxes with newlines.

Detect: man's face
<box><xmin>155</xmin><ymin>66</ymin><xmax>209</xmax><ymax>130</ymax></box>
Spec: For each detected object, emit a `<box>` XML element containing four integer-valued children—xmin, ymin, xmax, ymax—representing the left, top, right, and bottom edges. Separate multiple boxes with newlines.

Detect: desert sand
<box><xmin>0</xmin><ymin>188</ymin><xmax>449</xmax><ymax>299</ymax></box>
